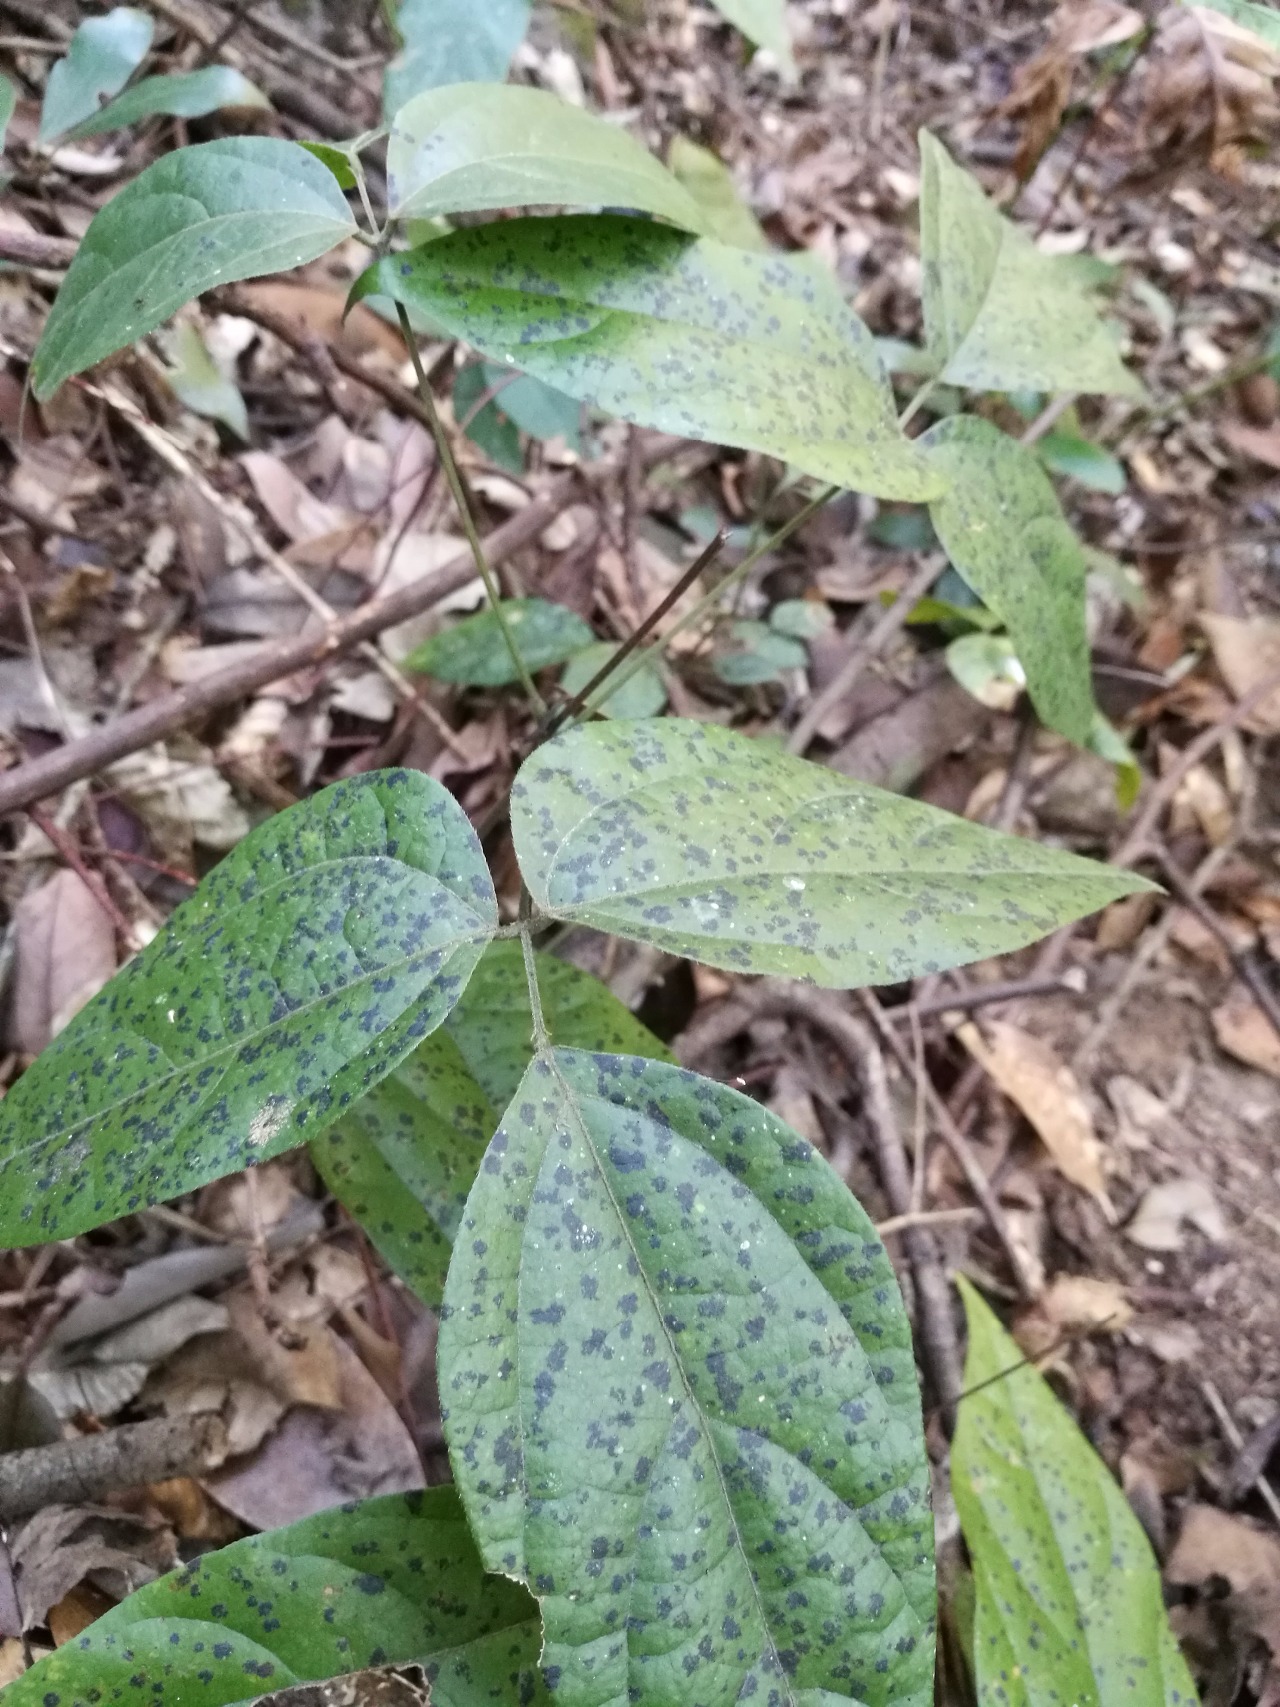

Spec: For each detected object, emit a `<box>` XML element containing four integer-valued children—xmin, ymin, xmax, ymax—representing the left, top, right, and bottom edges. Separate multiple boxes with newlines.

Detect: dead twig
<box><xmin>1157</xmin><ymin>844</ymin><xmax>1280</xmax><ymax>1046</ymax></box>
<box><xmin>0</xmin><ymin>1413</ymin><xmax>228</xmax><ymax>1522</ymax></box>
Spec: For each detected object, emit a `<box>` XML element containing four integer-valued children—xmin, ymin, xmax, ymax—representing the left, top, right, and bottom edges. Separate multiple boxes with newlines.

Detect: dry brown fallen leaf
<box><xmin>1126</xmin><ymin>1175</ymin><xmax>1228</xmax><ymax>1250</ymax></box>
<box><xmin>1201</xmin><ymin>612</ymin><xmax>1280</xmax><ymax>732</ymax></box>
<box><xmin>9</xmin><ymin>870</ymin><xmax>117</xmax><ymax>1058</ymax></box>
<box><xmin>1001</xmin><ymin>0</ymin><xmax>1144</xmax><ymax>178</ymax></box>
<box><xmin>957</xmin><ymin>1019</ymin><xmax>1113</xmax><ymax>1213</ymax></box>
<box><xmin>1221</xmin><ymin>419</ymin><xmax>1280</xmax><ymax>470</ymax></box>
<box><xmin>1213</xmin><ymin>987</ymin><xmax>1280</xmax><ymax>1077</ymax></box>
<box><xmin>1014</xmin><ymin>1272</ymin><xmax>1133</xmax><ymax>1361</ymax></box>
<box><xmin>1142</xmin><ymin>5</ymin><xmax>1280</xmax><ymax>175</ymax></box>
<box><xmin>1167</xmin><ymin>1505</ymin><xmax>1280</xmax><ymax>1672</ymax></box>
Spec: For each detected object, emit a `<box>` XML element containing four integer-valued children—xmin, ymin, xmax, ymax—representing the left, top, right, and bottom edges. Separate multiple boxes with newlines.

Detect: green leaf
<box><xmin>1</xmin><ymin>1487</ymin><xmax>544</xmax><ymax>1707</ymax></box>
<box><xmin>770</xmin><ymin>597</ymin><xmax>834</xmax><ymax>640</ymax></box>
<box><xmin>918</xmin><ymin>130</ymin><xmax>1141</xmax><ymax>396</ymax></box>
<box><xmin>0</xmin><ymin>769</ymin><xmax>497</xmax><ymax>1247</ymax></box>
<box><xmin>32</xmin><ymin>138</ymin><xmax>357</xmax><ymax>400</ymax></box>
<box><xmin>454</xmin><ymin>359</ymin><xmax>523</xmax><ymax>472</ymax></box>
<box><xmin>440</xmin><ymin>1048</ymin><xmax>935</xmax><ymax>1707</ymax></box>
<box><xmin>300</xmin><ymin>139</ymin><xmax>360</xmax><ymax>190</ymax></box>
<box><xmin>511</xmin><ymin>718</ymin><xmax>1153</xmax><ymax>986</ymax></box>
<box><xmin>945</xmin><ymin>631</ymin><xmax>1026</xmax><ymax>712</ymax></box>
<box><xmin>952</xmin><ymin>1279</ymin><xmax>1199</xmax><ymax>1707</ymax></box>
<box><xmin>0</xmin><ymin>76</ymin><xmax>16</xmax><ymax>151</ymax></box>
<box><xmin>1036</xmin><ymin>429</ymin><xmax>1127</xmax><ymax>495</ymax></box>
<box><xmin>559</xmin><ymin>642</ymin><xmax>668</xmax><ymax>719</ymax></box>
<box><xmin>458</xmin><ymin>360</ymin><xmax>583</xmax><ymax>456</ymax></box>
<box><xmin>714</xmin><ymin>618</ymin><xmax>807</xmax><ymax>684</ymax></box>
<box><xmin>38</xmin><ymin>5</ymin><xmax>152</xmax><ymax>143</ymax></box>
<box><xmin>923</xmin><ymin>415</ymin><xmax>1095</xmax><ymax>746</ymax></box>
<box><xmin>63</xmin><ymin>66</ymin><xmax>269</xmax><ymax>140</ymax></box>
<box><xmin>388</xmin><ymin>83</ymin><xmax>707</xmax><ymax>233</ymax></box>
<box><xmin>1190</xmin><ymin>0</ymin><xmax>1280</xmax><ymax>47</ymax></box>
<box><xmin>312</xmin><ymin>941</ymin><xmax>672</xmax><ymax>1305</ymax></box>
<box><xmin>405</xmin><ymin>597</ymin><xmax>596</xmax><ymax>687</ymax></box>
<box><xmin>708</xmin><ymin>0</ymin><xmax>797</xmax><ymax>76</ymax></box>
<box><xmin>163</xmin><ymin>320</ymin><xmax>249</xmax><ymax>441</ymax></box>
<box><xmin>667</xmin><ymin>135</ymin><xmax>769</xmax><ymax>250</ymax></box>
<box><xmin>384</xmin><ymin>0</ymin><xmax>531</xmax><ymax>117</ymax></box>
<box><xmin>354</xmin><ymin>216</ymin><xmax>943</xmax><ymax>502</ymax></box>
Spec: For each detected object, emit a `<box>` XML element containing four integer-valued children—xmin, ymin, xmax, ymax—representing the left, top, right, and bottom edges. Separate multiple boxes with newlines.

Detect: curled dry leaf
<box><xmin>1212</xmin><ymin>986</ymin><xmax>1280</xmax><ymax>1077</ymax></box>
<box><xmin>1141</xmin><ymin>4</ymin><xmax>1280</xmax><ymax>175</ymax></box>
<box><xmin>1203</xmin><ymin>612</ymin><xmax>1280</xmax><ymax>731</ymax></box>
<box><xmin>957</xmin><ymin>1019</ymin><xmax>1112</xmax><ymax>1212</ymax></box>
<box><xmin>1126</xmin><ymin>1175</ymin><xmax>1227</xmax><ymax>1250</ymax></box>
<box><xmin>1001</xmin><ymin>0</ymin><xmax>1144</xmax><ymax>178</ymax></box>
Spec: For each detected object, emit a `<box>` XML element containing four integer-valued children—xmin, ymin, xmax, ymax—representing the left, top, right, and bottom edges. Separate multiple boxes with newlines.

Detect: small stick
<box><xmin>0</xmin><ymin>1413</ymin><xmax>228</xmax><ymax>1522</ymax></box>
<box><xmin>1157</xmin><ymin>845</ymin><xmax>1280</xmax><ymax>1045</ymax></box>
<box><xmin>891</xmin><ymin>973</ymin><xmax>1076</xmax><ymax>1021</ymax></box>
<box><xmin>28</xmin><ymin>806</ymin><xmax>139</xmax><ymax>952</ymax></box>
<box><xmin>1200</xmin><ymin>1378</ymin><xmax>1280</xmax><ymax>1528</ymax></box>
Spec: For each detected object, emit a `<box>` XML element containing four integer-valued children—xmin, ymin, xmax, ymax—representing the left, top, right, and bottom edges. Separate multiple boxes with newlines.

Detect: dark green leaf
<box><xmin>1036</xmin><ymin>429</ymin><xmax>1127</xmax><ymax>494</ymax></box>
<box><xmin>512</xmin><ymin>718</ymin><xmax>1154</xmax><ymax>985</ymax></box>
<box><xmin>1190</xmin><ymin>0</ymin><xmax>1280</xmax><ymax>47</ymax></box>
<box><xmin>486</xmin><ymin>366</ymin><xmax>582</xmax><ymax>447</ymax></box>
<box><xmin>708</xmin><ymin>0</ymin><xmax>797</xmax><ymax>75</ymax></box>
<box><xmin>561</xmin><ymin>643</ymin><xmax>667</xmax><ymax>719</ymax></box>
<box><xmin>441</xmin><ymin>1049</ymin><xmax>935</xmax><ymax>1707</ymax></box>
<box><xmin>384</xmin><ymin>0</ymin><xmax>530</xmax><ymax>117</ymax></box>
<box><xmin>952</xmin><ymin>1279</ymin><xmax>1198</xmax><ymax>1707</ymax></box>
<box><xmin>353</xmin><ymin>217</ymin><xmax>944</xmax><ymax>502</ymax></box>
<box><xmin>0</xmin><ymin>770</ymin><xmax>497</xmax><ymax>1246</ymax></box>
<box><xmin>0</xmin><ymin>76</ymin><xmax>16</xmax><ymax>150</ymax></box>
<box><xmin>38</xmin><ymin>5</ymin><xmax>152</xmax><ymax>143</ymax></box>
<box><xmin>454</xmin><ymin>360</ymin><xmax>523</xmax><ymax>472</ymax></box>
<box><xmin>32</xmin><ymin>138</ymin><xmax>357</xmax><ymax>400</ymax></box>
<box><xmin>1</xmin><ymin>1487</ymin><xmax>543</xmax><ymax>1707</ymax></box>
<box><xmin>388</xmin><ymin>82</ymin><xmax>706</xmax><ymax>232</ymax></box>
<box><xmin>868</xmin><ymin>507</ymin><xmax>937</xmax><ymax>550</ymax></box>
<box><xmin>312</xmin><ymin>941</ymin><xmax>672</xmax><ymax>1305</ymax></box>
<box><xmin>667</xmin><ymin>134</ymin><xmax>768</xmax><ymax>249</ymax></box>
<box><xmin>714</xmin><ymin>618</ymin><xmax>807</xmax><ymax>683</ymax></box>
<box><xmin>63</xmin><ymin>66</ymin><xmax>269</xmax><ymax>140</ymax></box>
<box><xmin>405</xmin><ymin>598</ymin><xmax>595</xmax><ymax>687</ymax></box>
<box><xmin>918</xmin><ymin>130</ymin><xmax>1141</xmax><ymax>396</ymax></box>
<box><xmin>923</xmin><ymin>415</ymin><xmax>1095</xmax><ymax>746</ymax></box>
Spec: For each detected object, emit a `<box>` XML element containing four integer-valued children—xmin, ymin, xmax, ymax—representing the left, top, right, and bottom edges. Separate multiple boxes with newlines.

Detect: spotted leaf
<box><xmin>32</xmin><ymin>138</ymin><xmax>357</xmax><ymax>398</ymax></box>
<box><xmin>511</xmin><ymin>719</ymin><xmax>1153</xmax><ymax>986</ymax></box>
<box><xmin>919</xmin><ymin>130</ymin><xmax>1141</xmax><ymax>397</ymax></box>
<box><xmin>952</xmin><ymin>1279</ymin><xmax>1198</xmax><ymax>1707</ymax></box>
<box><xmin>440</xmin><ymin>1049</ymin><xmax>935</xmax><ymax>1707</ymax></box>
<box><xmin>351</xmin><ymin>217</ymin><xmax>943</xmax><ymax>502</ymax></box>
<box><xmin>0</xmin><ymin>769</ymin><xmax>497</xmax><ymax>1246</ymax></box>
<box><xmin>2</xmin><ymin>1487</ymin><xmax>544</xmax><ymax>1707</ymax></box>
<box><xmin>311</xmin><ymin>941</ymin><xmax>672</xmax><ymax>1306</ymax></box>
<box><xmin>923</xmin><ymin>415</ymin><xmax>1095</xmax><ymax>746</ymax></box>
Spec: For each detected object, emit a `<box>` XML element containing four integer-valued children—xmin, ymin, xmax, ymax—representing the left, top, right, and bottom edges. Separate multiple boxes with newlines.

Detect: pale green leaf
<box><xmin>32</xmin><ymin>138</ymin><xmax>357</xmax><ymax>400</ymax></box>
<box><xmin>952</xmin><ymin>1278</ymin><xmax>1199</xmax><ymax>1707</ymax></box>
<box><xmin>771</xmin><ymin>597</ymin><xmax>834</xmax><ymax>639</ymax></box>
<box><xmin>668</xmin><ymin>134</ymin><xmax>769</xmax><ymax>249</ymax></box>
<box><xmin>164</xmin><ymin>321</ymin><xmax>248</xmax><ymax>440</ymax></box>
<box><xmin>918</xmin><ymin>130</ymin><xmax>1141</xmax><ymax>396</ymax></box>
<box><xmin>454</xmin><ymin>360</ymin><xmax>522</xmax><ymax>472</ymax></box>
<box><xmin>384</xmin><ymin>0</ymin><xmax>531</xmax><ymax>117</ymax></box>
<box><xmin>311</xmin><ymin>941</ymin><xmax>672</xmax><ymax>1306</ymax></box>
<box><xmin>440</xmin><ymin>1048</ymin><xmax>935</xmax><ymax>1707</ymax></box>
<box><xmin>511</xmin><ymin>718</ymin><xmax>1154</xmax><ymax>985</ymax></box>
<box><xmin>559</xmin><ymin>642</ymin><xmax>668</xmax><ymax>719</ymax></box>
<box><xmin>714</xmin><ymin>617</ymin><xmax>807</xmax><ymax>683</ymax></box>
<box><xmin>923</xmin><ymin>415</ymin><xmax>1095</xmax><ymax>746</ymax></box>
<box><xmin>0</xmin><ymin>1487</ymin><xmax>544</xmax><ymax>1707</ymax></box>
<box><xmin>405</xmin><ymin>597</ymin><xmax>595</xmax><ymax>687</ymax></box>
<box><xmin>354</xmin><ymin>217</ymin><xmax>943</xmax><ymax>501</ymax></box>
<box><xmin>388</xmin><ymin>83</ymin><xmax>707</xmax><ymax>233</ymax></box>
<box><xmin>0</xmin><ymin>770</ymin><xmax>497</xmax><ymax>1246</ymax></box>
<box><xmin>39</xmin><ymin>6</ymin><xmax>152</xmax><ymax>143</ymax></box>
<box><xmin>709</xmin><ymin>0</ymin><xmax>797</xmax><ymax>76</ymax></box>
<box><xmin>1036</xmin><ymin>430</ymin><xmax>1127</xmax><ymax>494</ymax></box>
<box><xmin>0</xmin><ymin>76</ymin><xmax>16</xmax><ymax>151</ymax></box>
<box><xmin>1189</xmin><ymin>0</ymin><xmax>1280</xmax><ymax>48</ymax></box>
<box><xmin>945</xmin><ymin>632</ymin><xmax>1026</xmax><ymax>711</ymax></box>
<box><xmin>64</xmin><ymin>66</ymin><xmax>269</xmax><ymax>140</ymax></box>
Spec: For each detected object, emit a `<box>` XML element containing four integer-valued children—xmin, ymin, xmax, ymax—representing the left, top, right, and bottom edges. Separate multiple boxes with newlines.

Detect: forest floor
<box><xmin>1</xmin><ymin>0</ymin><xmax>1279</xmax><ymax>1701</ymax></box>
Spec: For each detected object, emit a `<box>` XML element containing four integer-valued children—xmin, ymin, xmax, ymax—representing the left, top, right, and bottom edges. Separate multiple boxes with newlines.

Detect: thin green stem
<box><xmin>518</xmin><ymin>892</ymin><xmax>549</xmax><ymax>1053</ymax></box>
<box><xmin>394</xmin><ymin>303</ymin><xmax>546</xmax><ymax>714</ymax></box>
<box><xmin>897</xmin><ymin>375</ymin><xmax>938</xmax><ymax>431</ymax></box>
<box><xmin>573</xmin><ymin>484</ymin><xmax>837</xmax><ymax>722</ymax></box>
<box><xmin>352</xmin><ymin>157</ymin><xmax>382</xmax><ymax>246</ymax></box>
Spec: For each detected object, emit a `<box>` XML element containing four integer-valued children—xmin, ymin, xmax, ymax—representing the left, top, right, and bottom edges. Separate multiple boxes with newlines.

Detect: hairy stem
<box><xmin>518</xmin><ymin>892</ymin><xmax>549</xmax><ymax>1053</ymax></box>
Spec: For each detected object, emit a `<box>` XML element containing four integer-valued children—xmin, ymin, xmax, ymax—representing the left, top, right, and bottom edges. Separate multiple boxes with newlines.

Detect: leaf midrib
<box><xmin>6</xmin><ymin>898</ymin><xmax>493</xmax><ymax>1164</ymax></box>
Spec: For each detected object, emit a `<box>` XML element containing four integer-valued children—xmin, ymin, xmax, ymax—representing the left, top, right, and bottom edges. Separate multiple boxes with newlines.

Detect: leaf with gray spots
<box><xmin>405</xmin><ymin>598</ymin><xmax>596</xmax><ymax>688</ymax></box>
<box><xmin>440</xmin><ymin>1048</ymin><xmax>935</xmax><ymax>1707</ymax></box>
<box><xmin>32</xmin><ymin>138</ymin><xmax>357</xmax><ymax>399</ymax></box>
<box><xmin>922</xmin><ymin>416</ymin><xmax>1095</xmax><ymax>746</ymax></box>
<box><xmin>0</xmin><ymin>769</ymin><xmax>497</xmax><ymax>1247</ymax></box>
<box><xmin>2</xmin><ymin>1487</ymin><xmax>544</xmax><ymax>1707</ymax></box>
<box><xmin>951</xmin><ymin>1279</ymin><xmax>1199</xmax><ymax>1707</ymax></box>
<box><xmin>387</xmin><ymin>83</ymin><xmax>707</xmax><ymax>232</ymax></box>
<box><xmin>312</xmin><ymin>941</ymin><xmax>671</xmax><ymax>1306</ymax></box>
<box><xmin>351</xmin><ymin>217</ymin><xmax>943</xmax><ymax>502</ymax></box>
<box><xmin>511</xmin><ymin>719</ymin><xmax>1153</xmax><ymax>986</ymax></box>
<box><xmin>918</xmin><ymin>130</ymin><xmax>1141</xmax><ymax>397</ymax></box>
